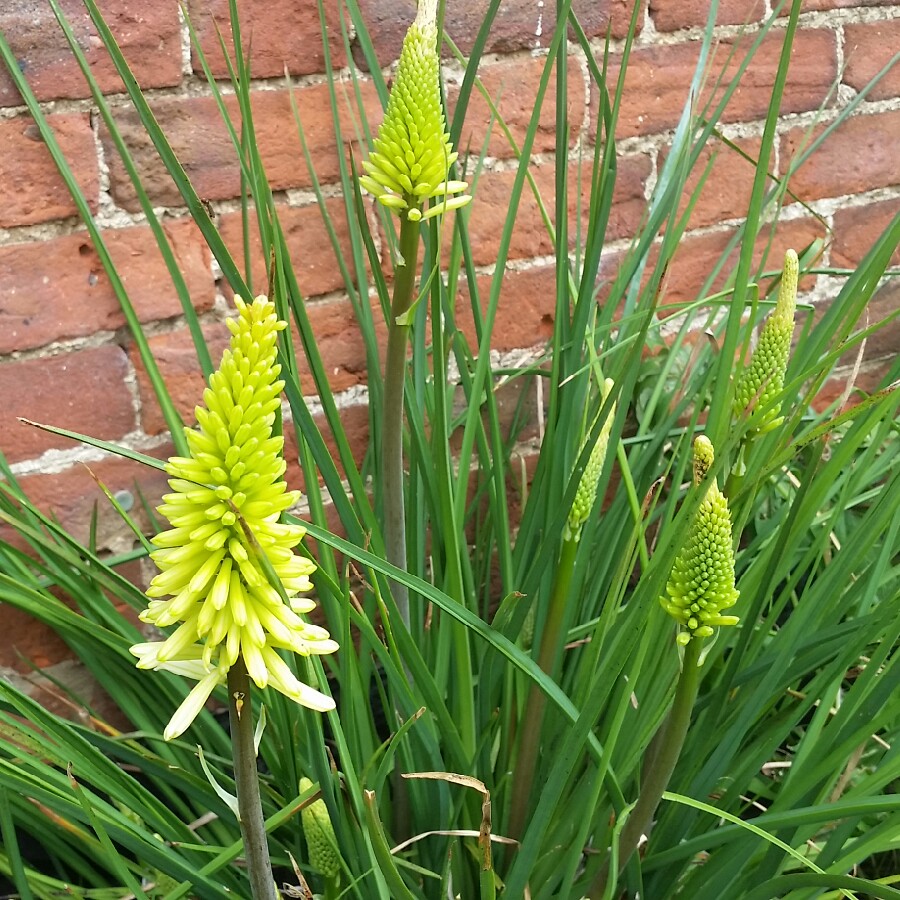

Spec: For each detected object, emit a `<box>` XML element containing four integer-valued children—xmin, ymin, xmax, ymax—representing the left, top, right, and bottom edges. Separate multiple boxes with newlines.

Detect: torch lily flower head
<box><xmin>660</xmin><ymin>435</ymin><xmax>740</xmax><ymax>647</ymax></box>
<box><xmin>131</xmin><ymin>296</ymin><xmax>338</xmax><ymax>740</ymax></box>
<box><xmin>733</xmin><ymin>249</ymin><xmax>799</xmax><ymax>434</ymax></box>
<box><xmin>300</xmin><ymin>777</ymin><xmax>341</xmax><ymax>880</ymax></box>
<box><xmin>565</xmin><ymin>378</ymin><xmax>616</xmax><ymax>542</ymax></box>
<box><xmin>358</xmin><ymin>0</ymin><xmax>471</xmax><ymax>222</ymax></box>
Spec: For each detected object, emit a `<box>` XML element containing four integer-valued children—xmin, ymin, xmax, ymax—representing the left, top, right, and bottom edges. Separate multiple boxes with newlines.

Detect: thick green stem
<box><xmin>228</xmin><ymin>657</ymin><xmax>277</xmax><ymax>900</ymax></box>
<box><xmin>508</xmin><ymin>535</ymin><xmax>580</xmax><ymax>843</ymax></box>
<box><xmin>382</xmin><ymin>215</ymin><xmax>422</xmax><ymax>630</ymax></box>
<box><xmin>589</xmin><ymin>638</ymin><xmax>704</xmax><ymax>898</ymax></box>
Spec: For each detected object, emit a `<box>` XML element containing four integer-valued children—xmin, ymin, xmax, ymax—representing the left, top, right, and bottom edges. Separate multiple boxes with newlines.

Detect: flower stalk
<box><xmin>360</xmin><ymin>0</ymin><xmax>470</xmax><ymax>630</ymax></box>
<box><xmin>228</xmin><ymin>657</ymin><xmax>277</xmax><ymax>900</ymax></box>
<box><xmin>591</xmin><ymin>435</ymin><xmax>739</xmax><ymax>896</ymax></box>
<box><xmin>508</xmin><ymin>381</ymin><xmax>616</xmax><ymax>843</ymax></box>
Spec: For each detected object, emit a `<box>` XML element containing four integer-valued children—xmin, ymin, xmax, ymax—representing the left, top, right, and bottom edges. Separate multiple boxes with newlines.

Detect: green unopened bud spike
<box><xmin>300</xmin><ymin>778</ymin><xmax>341</xmax><ymax>880</ymax></box>
<box><xmin>565</xmin><ymin>378</ymin><xmax>616</xmax><ymax>542</ymax></box>
<box><xmin>661</xmin><ymin>436</ymin><xmax>739</xmax><ymax>646</ymax></box>
<box><xmin>733</xmin><ymin>249</ymin><xmax>799</xmax><ymax>434</ymax></box>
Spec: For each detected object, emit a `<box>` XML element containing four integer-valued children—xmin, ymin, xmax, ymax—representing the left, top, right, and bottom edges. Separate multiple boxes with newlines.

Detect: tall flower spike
<box><xmin>565</xmin><ymin>378</ymin><xmax>616</xmax><ymax>542</ymax></box>
<box><xmin>300</xmin><ymin>778</ymin><xmax>341</xmax><ymax>881</ymax></box>
<box><xmin>131</xmin><ymin>296</ymin><xmax>338</xmax><ymax>740</ymax></box>
<box><xmin>733</xmin><ymin>249</ymin><xmax>799</xmax><ymax>434</ymax></box>
<box><xmin>661</xmin><ymin>436</ymin><xmax>739</xmax><ymax>647</ymax></box>
<box><xmin>358</xmin><ymin>0</ymin><xmax>470</xmax><ymax>222</ymax></box>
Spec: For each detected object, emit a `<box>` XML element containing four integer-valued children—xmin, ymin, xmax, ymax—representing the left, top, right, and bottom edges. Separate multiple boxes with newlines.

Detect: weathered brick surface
<box><xmin>103</xmin><ymin>84</ymin><xmax>380</xmax><ymax>209</ymax></box>
<box><xmin>353</xmin><ymin>0</ymin><xmax>644</xmax><ymax>68</ymax></box>
<box><xmin>187</xmin><ymin>0</ymin><xmax>346</xmax><ymax>79</ymax></box>
<box><xmin>649</xmin><ymin>0</ymin><xmax>766</xmax><ymax>32</ymax></box>
<box><xmin>10</xmin><ymin>450</ymin><xmax>172</xmax><ymax>548</ymax></box>
<box><xmin>781</xmin><ymin>110</ymin><xmax>900</xmax><ymax>203</ymax></box>
<box><xmin>832</xmin><ymin>197</ymin><xmax>900</xmax><ymax>269</ymax></box>
<box><xmin>0</xmin><ymin>345</ymin><xmax>135</xmax><ymax>463</ymax></box>
<box><xmin>449</xmin><ymin>55</ymin><xmax>585</xmax><ymax>159</ymax></box>
<box><xmin>843</xmin><ymin>20</ymin><xmax>900</xmax><ymax>102</ymax></box>
<box><xmin>0</xmin><ymin>0</ymin><xmax>182</xmax><ymax>108</ymax></box>
<box><xmin>0</xmin><ymin>114</ymin><xmax>99</xmax><ymax>226</ymax></box>
<box><xmin>652</xmin><ymin>216</ymin><xmax>826</xmax><ymax>312</ymax></box>
<box><xmin>217</xmin><ymin>197</ymin><xmax>367</xmax><ymax>300</ymax></box>
<box><xmin>597</xmin><ymin>29</ymin><xmax>837</xmax><ymax>139</ymax></box>
<box><xmin>662</xmin><ymin>137</ymin><xmax>764</xmax><ymax>230</ymax></box>
<box><xmin>0</xmin><ymin>220</ymin><xmax>214</xmax><ymax>354</ymax></box>
<box><xmin>461</xmin><ymin>154</ymin><xmax>651</xmax><ymax>266</ymax></box>
<box><xmin>777</xmin><ymin>0</ymin><xmax>892</xmax><ymax>12</ymax></box>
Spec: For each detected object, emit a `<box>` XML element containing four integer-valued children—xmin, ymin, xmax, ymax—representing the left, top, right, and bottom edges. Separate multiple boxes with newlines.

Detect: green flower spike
<box><xmin>565</xmin><ymin>378</ymin><xmax>616</xmax><ymax>542</ymax></box>
<box><xmin>358</xmin><ymin>0</ymin><xmax>470</xmax><ymax>222</ymax></box>
<box><xmin>733</xmin><ymin>248</ymin><xmax>799</xmax><ymax>434</ymax></box>
<box><xmin>661</xmin><ymin>435</ymin><xmax>740</xmax><ymax>647</ymax></box>
<box><xmin>131</xmin><ymin>296</ymin><xmax>338</xmax><ymax>741</ymax></box>
<box><xmin>300</xmin><ymin>778</ymin><xmax>341</xmax><ymax>881</ymax></box>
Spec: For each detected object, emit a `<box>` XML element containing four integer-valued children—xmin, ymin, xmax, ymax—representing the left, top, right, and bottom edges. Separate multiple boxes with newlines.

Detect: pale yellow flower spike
<box><xmin>358</xmin><ymin>0</ymin><xmax>471</xmax><ymax>221</ymax></box>
<box><xmin>131</xmin><ymin>296</ymin><xmax>338</xmax><ymax>740</ymax></box>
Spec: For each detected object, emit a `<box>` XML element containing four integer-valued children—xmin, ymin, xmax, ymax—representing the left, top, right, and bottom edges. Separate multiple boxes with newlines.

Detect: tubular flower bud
<box><xmin>131</xmin><ymin>296</ymin><xmax>338</xmax><ymax>740</ymax></box>
<box><xmin>300</xmin><ymin>778</ymin><xmax>341</xmax><ymax>880</ymax></box>
<box><xmin>358</xmin><ymin>0</ymin><xmax>470</xmax><ymax>222</ymax></box>
<box><xmin>660</xmin><ymin>436</ymin><xmax>739</xmax><ymax>647</ymax></box>
<box><xmin>733</xmin><ymin>249</ymin><xmax>799</xmax><ymax>433</ymax></box>
<box><xmin>565</xmin><ymin>378</ymin><xmax>616</xmax><ymax>542</ymax></box>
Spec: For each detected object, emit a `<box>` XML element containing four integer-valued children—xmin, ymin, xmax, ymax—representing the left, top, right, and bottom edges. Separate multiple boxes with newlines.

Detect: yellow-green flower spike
<box><xmin>130</xmin><ymin>296</ymin><xmax>338</xmax><ymax>740</ymax></box>
<box><xmin>660</xmin><ymin>436</ymin><xmax>739</xmax><ymax>647</ymax></box>
<box><xmin>565</xmin><ymin>378</ymin><xmax>616</xmax><ymax>542</ymax></box>
<box><xmin>300</xmin><ymin>778</ymin><xmax>341</xmax><ymax>880</ymax></box>
<box><xmin>358</xmin><ymin>0</ymin><xmax>471</xmax><ymax>222</ymax></box>
<box><xmin>733</xmin><ymin>249</ymin><xmax>799</xmax><ymax>434</ymax></box>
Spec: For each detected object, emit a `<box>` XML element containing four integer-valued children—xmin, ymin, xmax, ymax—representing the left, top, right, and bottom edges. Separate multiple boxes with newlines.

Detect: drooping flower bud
<box><xmin>660</xmin><ymin>436</ymin><xmax>739</xmax><ymax>647</ymax></box>
<box><xmin>358</xmin><ymin>0</ymin><xmax>471</xmax><ymax>222</ymax></box>
<box><xmin>733</xmin><ymin>249</ymin><xmax>799</xmax><ymax>433</ymax></box>
<box><xmin>565</xmin><ymin>378</ymin><xmax>616</xmax><ymax>542</ymax></box>
<box><xmin>300</xmin><ymin>777</ymin><xmax>341</xmax><ymax>880</ymax></box>
<box><xmin>131</xmin><ymin>296</ymin><xmax>338</xmax><ymax>740</ymax></box>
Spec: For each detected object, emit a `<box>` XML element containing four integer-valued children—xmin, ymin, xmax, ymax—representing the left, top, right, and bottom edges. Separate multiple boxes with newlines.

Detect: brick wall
<box><xmin>1</xmin><ymin>0</ymin><xmax>899</xmax><ymax>673</ymax></box>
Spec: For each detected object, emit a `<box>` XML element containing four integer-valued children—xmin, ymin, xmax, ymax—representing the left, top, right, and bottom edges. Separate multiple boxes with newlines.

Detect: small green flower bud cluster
<box><xmin>661</xmin><ymin>436</ymin><xmax>739</xmax><ymax>646</ymax></box>
<box><xmin>300</xmin><ymin>777</ymin><xmax>341</xmax><ymax>880</ymax></box>
<box><xmin>565</xmin><ymin>378</ymin><xmax>616</xmax><ymax>542</ymax></box>
<box><xmin>131</xmin><ymin>296</ymin><xmax>338</xmax><ymax>740</ymax></box>
<box><xmin>359</xmin><ymin>0</ymin><xmax>470</xmax><ymax>222</ymax></box>
<box><xmin>733</xmin><ymin>249</ymin><xmax>799</xmax><ymax>434</ymax></box>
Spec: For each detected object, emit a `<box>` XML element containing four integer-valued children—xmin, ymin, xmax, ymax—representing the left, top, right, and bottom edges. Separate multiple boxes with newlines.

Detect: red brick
<box><xmin>656</xmin><ymin>217</ymin><xmax>826</xmax><ymax>312</ymax></box>
<box><xmin>103</xmin><ymin>84</ymin><xmax>380</xmax><ymax>209</ymax></box>
<box><xmin>0</xmin><ymin>345</ymin><xmax>136</xmax><ymax>464</ymax></box>
<box><xmin>0</xmin><ymin>220</ymin><xmax>214</xmax><ymax>355</ymax></box>
<box><xmin>460</xmin><ymin>154</ymin><xmax>651</xmax><ymax>266</ymax></box>
<box><xmin>0</xmin><ymin>0</ymin><xmax>182</xmax><ymax>108</ymax></box>
<box><xmin>187</xmin><ymin>0</ymin><xmax>346</xmax><ymax>79</ymax></box>
<box><xmin>596</xmin><ymin>29</ymin><xmax>837</xmax><ymax>139</ymax></box>
<box><xmin>777</xmin><ymin>0</ymin><xmax>892</xmax><ymax>11</ymax></box>
<box><xmin>0</xmin><ymin>607</ymin><xmax>71</xmax><ymax>672</ymax></box>
<box><xmin>843</xmin><ymin>21</ymin><xmax>900</xmax><ymax>103</ymax></box>
<box><xmin>353</xmin><ymin>0</ymin><xmax>644</xmax><ymax>67</ymax></box>
<box><xmin>650</xmin><ymin>0</ymin><xmax>766</xmax><ymax>32</ymax></box>
<box><xmin>450</xmin><ymin>55</ymin><xmax>585</xmax><ymax>160</ymax></box>
<box><xmin>10</xmin><ymin>450</ymin><xmax>172</xmax><ymax>550</ymax></box>
<box><xmin>132</xmin><ymin>301</ymin><xmax>385</xmax><ymax>435</ymax></box>
<box><xmin>662</xmin><ymin>137</ymin><xmax>765</xmax><ymax>230</ymax></box>
<box><xmin>832</xmin><ymin>198</ymin><xmax>900</xmax><ymax>270</ymax></box>
<box><xmin>130</xmin><ymin>322</ymin><xmax>231</xmax><ymax>435</ymax></box>
<box><xmin>0</xmin><ymin>113</ymin><xmax>99</xmax><ymax>226</ymax></box>
<box><xmin>781</xmin><ymin>111</ymin><xmax>900</xmax><ymax>204</ymax></box>
<box><xmin>218</xmin><ymin>197</ymin><xmax>368</xmax><ymax>300</ymax></box>
<box><xmin>283</xmin><ymin>403</ymin><xmax>370</xmax><ymax>496</ymax></box>
<box><xmin>457</xmin><ymin>265</ymin><xmax>559</xmax><ymax>351</ymax></box>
